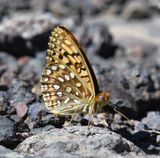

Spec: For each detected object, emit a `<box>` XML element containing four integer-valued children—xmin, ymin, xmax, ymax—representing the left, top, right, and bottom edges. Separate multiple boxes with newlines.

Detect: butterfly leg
<box><xmin>92</xmin><ymin>113</ymin><xmax>109</xmax><ymax>127</ymax></box>
<box><xmin>87</xmin><ymin>114</ymin><xmax>108</xmax><ymax>129</ymax></box>
<box><xmin>87</xmin><ymin>113</ymin><xmax>94</xmax><ymax>130</ymax></box>
<box><xmin>100</xmin><ymin>119</ymin><xmax>109</xmax><ymax>128</ymax></box>
<box><xmin>114</xmin><ymin>107</ymin><xmax>133</xmax><ymax>126</ymax></box>
<box><xmin>64</xmin><ymin>113</ymin><xmax>76</xmax><ymax>127</ymax></box>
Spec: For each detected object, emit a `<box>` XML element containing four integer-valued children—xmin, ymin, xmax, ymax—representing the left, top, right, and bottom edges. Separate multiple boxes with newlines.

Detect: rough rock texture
<box><xmin>16</xmin><ymin>126</ymin><xmax>146</xmax><ymax>158</ymax></box>
<box><xmin>0</xmin><ymin>145</ymin><xmax>34</xmax><ymax>158</ymax></box>
<box><xmin>0</xmin><ymin>116</ymin><xmax>14</xmax><ymax>141</ymax></box>
<box><xmin>0</xmin><ymin>13</ymin><xmax>75</xmax><ymax>57</ymax></box>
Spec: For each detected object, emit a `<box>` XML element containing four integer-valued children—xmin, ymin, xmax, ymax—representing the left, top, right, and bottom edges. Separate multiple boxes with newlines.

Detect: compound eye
<box><xmin>99</xmin><ymin>95</ymin><xmax>104</xmax><ymax>101</ymax></box>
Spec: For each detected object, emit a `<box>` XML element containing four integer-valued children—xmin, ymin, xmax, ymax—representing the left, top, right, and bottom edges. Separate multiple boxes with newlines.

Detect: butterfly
<box><xmin>40</xmin><ymin>25</ymin><xmax>110</xmax><ymax>116</ymax></box>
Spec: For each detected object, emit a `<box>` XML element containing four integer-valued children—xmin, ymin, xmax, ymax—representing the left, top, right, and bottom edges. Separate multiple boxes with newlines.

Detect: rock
<box><xmin>27</xmin><ymin>103</ymin><xmax>65</xmax><ymax>129</ymax></box>
<box><xmin>133</xmin><ymin>131</ymin><xmax>160</xmax><ymax>155</ymax></box>
<box><xmin>147</xmin><ymin>0</ymin><xmax>160</xmax><ymax>15</ymax></box>
<box><xmin>0</xmin><ymin>12</ymin><xmax>77</xmax><ymax>57</ymax></box>
<box><xmin>10</xmin><ymin>114</ymin><xmax>30</xmax><ymax>133</ymax></box>
<box><xmin>0</xmin><ymin>52</ymin><xmax>18</xmax><ymax>86</ymax></box>
<box><xmin>14</xmin><ymin>121</ymin><xmax>30</xmax><ymax>133</ymax></box>
<box><xmin>103</xmin><ymin>71</ymin><xmax>138</xmax><ymax>119</ymax></box>
<box><xmin>0</xmin><ymin>116</ymin><xmax>14</xmax><ymax>141</ymax></box>
<box><xmin>0</xmin><ymin>89</ymin><xmax>9</xmax><ymax>114</ymax></box>
<box><xmin>12</xmin><ymin>102</ymin><xmax>28</xmax><ymax>119</ymax></box>
<box><xmin>18</xmin><ymin>53</ymin><xmax>45</xmax><ymax>83</ymax></box>
<box><xmin>0</xmin><ymin>115</ymin><xmax>28</xmax><ymax>149</ymax></box>
<box><xmin>53</xmin><ymin>0</ymin><xmax>109</xmax><ymax>15</ymax></box>
<box><xmin>0</xmin><ymin>145</ymin><xmax>34</xmax><ymax>158</ymax></box>
<box><xmin>0</xmin><ymin>116</ymin><xmax>15</xmax><ymax>148</ymax></box>
<box><xmin>16</xmin><ymin>126</ymin><xmax>146</xmax><ymax>157</ymax></box>
<box><xmin>29</xmin><ymin>125</ymin><xmax>55</xmax><ymax>135</ymax></box>
<box><xmin>130</xmin><ymin>64</ymin><xmax>160</xmax><ymax>117</ymax></box>
<box><xmin>134</xmin><ymin>120</ymin><xmax>147</xmax><ymax>132</ymax></box>
<box><xmin>122</xmin><ymin>1</ymin><xmax>151</xmax><ymax>19</ymax></box>
<box><xmin>80</xmin><ymin>23</ymin><xmax>118</xmax><ymax>59</ymax></box>
<box><xmin>0</xmin><ymin>0</ymin><xmax>31</xmax><ymax>11</ymax></box>
<box><xmin>0</xmin><ymin>14</ymin><xmax>58</xmax><ymax>57</ymax></box>
<box><xmin>27</xmin><ymin>102</ymin><xmax>48</xmax><ymax>121</ymax></box>
<box><xmin>141</xmin><ymin>111</ymin><xmax>160</xmax><ymax>131</ymax></box>
<box><xmin>8</xmin><ymin>79</ymin><xmax>35</xmax><ymax>105</ymax></box>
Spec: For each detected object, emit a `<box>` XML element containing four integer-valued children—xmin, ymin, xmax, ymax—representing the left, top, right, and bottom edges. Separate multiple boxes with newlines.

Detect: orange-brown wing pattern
<box><xmin>40</xmin><ymin>26</ymin><xmax>100</xmax><ymax>115</ymax></box>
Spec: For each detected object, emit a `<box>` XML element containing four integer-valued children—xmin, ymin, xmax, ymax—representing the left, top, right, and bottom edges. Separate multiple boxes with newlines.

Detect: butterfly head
<box><xmin>94</xmin><ymin>91</ymin><xmax>110</xmax><ymax>112</ymax></box>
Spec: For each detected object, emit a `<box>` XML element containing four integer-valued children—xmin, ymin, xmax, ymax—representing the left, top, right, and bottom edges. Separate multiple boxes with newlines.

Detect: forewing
<box><xmin>46</xmin><ymin>25</ymin><xmax>99</xmax><ymax>96</ymax></box>
<box><xmin>40</xmin><ymin>25</ymin><xmax>99</xmax><ymax>115</ymax></box>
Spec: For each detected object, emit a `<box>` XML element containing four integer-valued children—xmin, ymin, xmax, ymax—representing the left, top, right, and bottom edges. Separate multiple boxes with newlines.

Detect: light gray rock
<box><xmin>0</xmin><ymin>145</ymin><xmax>34</xmax><ymax>158</ymax></box>
<box><xmin>16</xmin><ymin>126</ymin><xmax>146</xmax><ymax>158</ymax></box>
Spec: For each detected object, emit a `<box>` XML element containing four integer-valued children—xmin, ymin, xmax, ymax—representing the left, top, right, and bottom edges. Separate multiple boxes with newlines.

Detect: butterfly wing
<box><xmin>40</xmin><ymin>25</ymin><xmax>99</xmax><ymax>115</ymax></box>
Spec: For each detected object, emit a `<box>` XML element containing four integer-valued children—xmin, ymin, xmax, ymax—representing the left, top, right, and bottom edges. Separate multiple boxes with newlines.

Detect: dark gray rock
<box><xmin>122</xmin><ymin>1</ymin><xmax>151</xmax><ymax>19</ymax></box>
<box><xmin>8</xmin><ymin>79</ymin><xmax>35</xmax><ymax>105</ymax></box>
<box><xmin>0</xmin><ymin>116</ymin><xmax>14</xmax><ymax>141</ymax></box>
<box><xmin>63</xmin><ymin>0</ymin><xmax>109</xmax><ymax>15</ymax></box>
<box><xmin>102</xmin><ymin>70</ymin><xmax>138</xmax><ymax>119</ymax></box>
<box><xmin>0</xmin><ymin>12</ymin><xmax>77</xmax><ymax>57</ymax></box>
<box><xmin>27</xmin><ymin>102</ymin><xmax>65</xmax><ymax>129</ymax></box>
<box><xmin>0</xmin><ymin>0</ymin><xmax>31</xmax><ymax>11</ymax></box>
<box><xmin>0</xmin><ymin>89</ymin><xmax>9</xmax><ymax>114</ymax></box>
<box><xmin>0</xmin><ymin>52</ymin><xmax>18</xmax><ymax>86</ymax></box>
<box><xmin>28</xmin><ymin>103</ymin><xmax>47</xmax><ymax>121</ymax></box>
<box><xmin>18</xmin><ymin>53</ymin><xmax>45</xmax><ymax>83</ymax></box>
<box><xmin>0</xmin><ymin>14</ymin><xmax>58</xmax><ymax>57</ymax></box>
<box><xmin>0</xmin><ymin>116</ymin><xmax>17</xmax><ymax>149</ymax></box>
<box><xmin>80</xmin><ymin>23</ymin><xmax>118</xmax><ymax>59</ymax></box>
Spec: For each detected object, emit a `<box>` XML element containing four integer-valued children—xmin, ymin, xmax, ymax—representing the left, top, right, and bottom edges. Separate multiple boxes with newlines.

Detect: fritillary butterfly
<box><xmin>40</xmin><ymin>25</ymin><xmax>110</xmax><ymax>116</ymax></box>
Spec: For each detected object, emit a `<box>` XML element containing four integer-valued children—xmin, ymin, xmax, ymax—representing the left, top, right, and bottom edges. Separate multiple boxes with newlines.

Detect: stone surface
<box><xmin>0</xmin><ymin>11</ymin><xmax>77</xmax><ymax>56</ymax></box>
<box><xmin>142</xmin><ymin>112</ymin><xmax>160</xmax><ymax>130</ymax></box>
<box><xmin>0</xmin><ymin>89</ymin><xmax>9</xmax><ymax>114</ymax></box>
<box><xmin>8</xmin><ymin>79</ymin><xmax>35</xmax><ymax>105</ymax></box>
<box><xmin>0</xmin><ymin>145</ymin><xmax>34</xmax><ymax>158</ymax></box>
<box><xmin>12</xmin><ymin>102</ymin><xmax>28</xmax><ymax>118</ymax></box>
<box><xmin>0</xmin><ymin>116</ymin><xmax>16</xmax><ymax>148</ymax></box>
<box><xmin>122</xmin><ymin>1</ymin><xmax>151</xmax><ymax>19</ymax></box>
<box><xmin>16</xmin><ymin>126</ymin><xmax>146</xmax><ymax>158</ymax></box>
<box><xmin>0</xmin><ymin>116</ymin><xmax>14</xmax><ymax>141</ymax></box>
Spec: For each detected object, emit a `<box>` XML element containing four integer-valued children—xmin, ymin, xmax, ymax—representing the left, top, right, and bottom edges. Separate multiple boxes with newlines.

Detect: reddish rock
<box><xmin>12</xmin><ymin>102</ymin><xmax>28</xmax><ymax>119</ymax></box>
